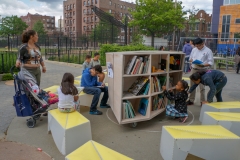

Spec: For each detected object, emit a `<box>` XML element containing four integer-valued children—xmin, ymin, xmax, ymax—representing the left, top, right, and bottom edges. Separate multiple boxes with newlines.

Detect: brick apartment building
<box><xmin>63</xmin><ymin>0</ymin><xmax>135</xmax><ymax>43</ymax></box>
<box><xmin>20</xmin><ymin>13</ymin><xmax>56</xmax><ymax>35</ymax></box>
<box><xmin>183</xmin><ymin>10</ymin><xmax>212</xmax><ymax>38</ymax></box>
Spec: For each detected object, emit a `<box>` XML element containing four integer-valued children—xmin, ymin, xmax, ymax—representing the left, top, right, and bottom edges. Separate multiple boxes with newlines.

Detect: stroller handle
<box><xmin>10</xmin><ymin>65</ymin><xmax>20</xmax><ymax>76</ymax></box>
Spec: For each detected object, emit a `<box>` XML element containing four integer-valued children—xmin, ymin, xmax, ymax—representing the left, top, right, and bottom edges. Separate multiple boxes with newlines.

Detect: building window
<box><xmin>121</xmin><ymin>5</ymin><xmax>122</xmax><ymax>9</ymax></box>
<box><xmin>95</xmin><ymin>0</ymin><xmax>98</xmax><ymax>4</ymax></box>
<box><xmin>109</xmin><ymin>1</ymin><xmax>112</xmax><ymax>5</ymax></box>
<box><xmin>83</xmin><ymin>9</ymin><xmax>86</xmax><ymax>14</ymax></box>
<box><xmin>91</xmin><ymin>16</ymin><xmax>94</xmax><ymax>22</ymax></box>
<box><xmin>221</xmin><ymin>15</ymin><xmax>231</xmax><ymax>41</ymax></box>
<box><xmin>84</xmin><ymin>26</ymin><xmax>86</xmax><ymax>31</ymax></box>
<box><xmin>70</xmin><ymin>4</ymin><xmax>72</xmax><ymax>9</ymax></box>
<box><xmin>87</xmin><ymin>0</ymin><xmax>90</xmax><ymax>5</ymax></box>
<box><xmin>65</xmin><ymin>13</ymin><xmax>67</xmax><ymax>17</ymax></box>
<box><xmin>207</xmin><ymin>23</ymin><xmax>211</xmax><ymax>32</ymax></box>
<box><xmin>91</xmin><ymin>25</ymin><xmax>93</xmax><ymax>29</ymax></box>
<box><xmin>120</xmin><ymin>13</ymin><xmax>122</xmax><ymax>17</ymax></box>
<box><xmin>123</xmin><ymin>5</ymin><xmax>125</xmax><ymax>9</ymax></box>
<box><xmin>109</xmin><ymin>10</ymin><xmax>112</xmax><ymax>13</ymax></box>
<box><xmin>195</xmin><ymin>23</ymin><xmax>199</xmax><ymax>31</ymax></box>
<box><xmin>114</xmin><ymin>3</ymin><xmax>116</xmax><ymax>8</ymax></box>
<box><xmin>129</xmin><ymin>28</ymin><xmax>132</xmax><ymax>32</ymax></box>
<box><xmin>73</xmin><ymin>4</ymin><xmax>75</xmax><ymax>8</ymax></box>
<box><xmin>73</xmin><ymin>27</ymin><xmax>75</xmax><ymax>31</ymax></box>
<box><xmin>84</xmin><ymin>17</ymin><xmax>86</xmax><ymax>22</ymax></box>
<box><xmin>84</xmin><ymin>1</ymin><xmax>86</xmax><ymax>6</ymax></box>
<box><xmin>73</xmin><ymin>19</ymin><xmax>75</xmax><ymax>24</ymax></box>
<box><xmin>52</xmin><ymin>24</ymin><xmax>54</xmax><ymax>27</ymax></box>
<box><xmin>95</xmin><ymin>16</ymin><xmax>98</xmax><ymax>21</ymax></box>
<box><xmin>121</xmin><ymin>36</ymin><xmax>125</xmax><ymax>42</ymax></box>
<box><xmin>121</xmin><ymin>28</ymin><xmax>124</xmax><ymax>32</ymax></box>
<box><xmin>235</xmin><ymin>18</ymin><xmax>240</xmax><ymax>24</ymax></box>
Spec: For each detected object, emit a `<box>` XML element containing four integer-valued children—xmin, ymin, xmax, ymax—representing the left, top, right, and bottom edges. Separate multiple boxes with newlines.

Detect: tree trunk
<box><xmin>151</xmin><ymin>33</ymin><xmax>154</xmax><ymax>47</ymax></box>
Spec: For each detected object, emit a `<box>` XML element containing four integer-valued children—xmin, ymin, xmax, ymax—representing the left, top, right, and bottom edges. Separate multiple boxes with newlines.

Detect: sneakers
<box><xmin>186</xmin><ymin>100</ymin><xmax>194</xmax><ymax>105</ymax></box>
<box><xmin>179</xmin><ymin>117</ymin><xmax>188</xmax><ymax>123</ymax></box>
<box><xmin>89</xmin><ymin>110</ymin><xmax>103</xmax><ymax>115</ymax></box>
<box><xmin>100</xmin><ymin>104</ymin><xmax>111</xmax><ymax>108</ymax></box>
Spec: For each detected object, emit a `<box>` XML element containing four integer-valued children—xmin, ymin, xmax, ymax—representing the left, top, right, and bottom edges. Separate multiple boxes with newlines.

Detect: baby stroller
<box><xmin>11</xmin><ymin>66</ymin><xmax>50</xmax><ymax>128</ymax></box>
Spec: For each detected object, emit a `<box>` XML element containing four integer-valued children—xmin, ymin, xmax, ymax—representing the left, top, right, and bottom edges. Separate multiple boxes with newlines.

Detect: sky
<box><xmin>0</xmin><ymin>0</ymin><xmax>213</xmax><ymax>27</ymax></box>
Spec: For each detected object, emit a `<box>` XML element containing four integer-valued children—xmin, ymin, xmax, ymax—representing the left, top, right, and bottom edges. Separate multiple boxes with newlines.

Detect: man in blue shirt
<box><xmin>81</xmin><ymin>65</ymin><xmax>110</xmax><ymax>115</ymax></box>
<box><xmin>182</xmin><ymin>39</ymin><xmax>193</xmax><ymax>74</ymax></box>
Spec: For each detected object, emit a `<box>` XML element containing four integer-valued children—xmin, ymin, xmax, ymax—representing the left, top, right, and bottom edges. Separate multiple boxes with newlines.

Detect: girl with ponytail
<box><xmin>189</xmin><ymin>70</ymin><xmax>227</xmax><ymax>104</ymax></box>
<box><xmin>162</xmin><ymin>80</ymin><xmax>189</xmax><ymax>123</ymax></box>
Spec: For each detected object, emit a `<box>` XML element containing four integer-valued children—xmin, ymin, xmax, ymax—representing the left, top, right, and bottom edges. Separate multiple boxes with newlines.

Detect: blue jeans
<box><xmin>184</xmin><ymin>57</ymin><xmax>189</xmax><ymax>73</ymax></box>
<box><xmin>83</xmin><ymin>86</ymin><xmax>108</xmax><ymax>111</ymax></box>
<box><xmin>214</xmin><ymin>76</ymin><xmax>227</xmax><ymax>102</ymax></box>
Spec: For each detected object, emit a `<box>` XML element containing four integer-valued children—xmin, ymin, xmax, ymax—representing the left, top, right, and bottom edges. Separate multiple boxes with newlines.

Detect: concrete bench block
<box><xmin>65</xmin><ymin>140</ymin><xmax>133</xmax><ymax>160</ymax></box>
<box><xmin>160</xmin><ymin>125</ymin><xmax>240</xmax><ymax>160</ymax></box>
<box><xmin>202</xmin><ymin>112</ymin><xmax>240</xmax><ymax>137</ymax></box>
<box><xmin>48</xmin><ymin>109</ymin><xmax>92</xmax><ymax>155</ymax></box>
<box><xmin>199</xmin><ymin>101</ymin><xmax>240</xmax><ymax>122</ymax></box>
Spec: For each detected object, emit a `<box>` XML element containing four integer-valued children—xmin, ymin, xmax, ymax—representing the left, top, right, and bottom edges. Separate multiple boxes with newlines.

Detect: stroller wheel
<box><xmin>26</xmin><ymin>118</ymin><xmax>36</xmax><ymax>128</ymax></box>
<box><xmin>33</xmin><ymin>114</ymin><xmax>41</xmax><ymax>120</ymax></box>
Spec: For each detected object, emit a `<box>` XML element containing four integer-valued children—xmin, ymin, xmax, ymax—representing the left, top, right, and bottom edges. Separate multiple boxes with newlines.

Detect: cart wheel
<box><xmin>131</xmin><ymin>122</ymin><xmax>137</xmax><ymax>128</ymax></box>
<box><xmin>33</xmin><ymin>114</ymin><xmax>41</xmax><ymax>120</ymax></box>
<box><xmin>26</xmin><ymin>118</ymin><xmax>36</xmax><ymax>128</ymax></box>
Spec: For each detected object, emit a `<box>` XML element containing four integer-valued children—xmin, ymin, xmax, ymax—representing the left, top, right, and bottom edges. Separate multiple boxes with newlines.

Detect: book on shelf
<box><xmin>151</xmin><ymin>76</ymin><xmax>167</xmax><ymax>93</ymax></box>
<box><xmin>122</xmin><ymin>100</ymin><xmax>136</xmax><ymax>119</ymax></box>
<box><xmin>169</xmin><ymin>77</ymin><xmax>174</xmax><ymax>88</ymax></box>
<box><xmin>124</xmin><ymin>56</ymin><xmax>149</xmax><ymax>75</ymax></box>
<box><xmin>128</xmin><ymin>77</ymin><xmax>149</xmax><ymax>96</ymax></box>
<box><xmin>124</xmin><ymin>56</ymin><xmax>137</xmax><ymax>74</ymax></box>
<box><xmin>152</xmin><ymin>94</ymin><xmax>165</xmax><ymax>111</ymax></box>
<box><xmin>138</xmin><ymin>98</ymin><xmax>149</xmax><ymax>116</ymax></box>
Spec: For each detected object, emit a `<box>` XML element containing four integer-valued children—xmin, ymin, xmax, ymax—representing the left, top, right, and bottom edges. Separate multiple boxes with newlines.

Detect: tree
<box><xmin>32</xmin><ymin>20</ymin><xmax>47</xmax><ymax>36</ymax></box>
<box><xmin>90</xmin><ymin>21</ymin><xmax>119</xmax><ymax>44</ymax></box>
<box><xmin>129</xmin><ymin>0</ymin><xmax>186</xmax><ymax>47</ymax></box>
<box><xmin>0</xmin><ymin>15</ymin><xmax>28</xmax><ymax>36</ymax></box>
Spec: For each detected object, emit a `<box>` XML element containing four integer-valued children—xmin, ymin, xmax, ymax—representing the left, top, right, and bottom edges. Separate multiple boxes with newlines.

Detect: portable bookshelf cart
<box><xmin>106</xmin><ymin>51</ymin><xmax>185</xmax><ymax>127</ymax></box>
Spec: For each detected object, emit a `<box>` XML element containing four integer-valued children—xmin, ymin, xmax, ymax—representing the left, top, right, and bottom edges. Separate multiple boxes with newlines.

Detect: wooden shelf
<box><xmin>151</xmin><ymin>91</ymin><xmax>164</xmax><ymax>96</ymax></box>
<box><xmin>121</xmin><ymin>113</ymin><xmax>149</xmax><ymax>124</ymax></box>
<box><xmin>105</xmin><ymin>51</ymin><xmax>184</xmax><ymax>125</ymax></box>
<box><xmin>122</xmin><ymin>92</ymin><xmax>149</xmax><ymax>100</ymax></box>
<box><xmin>123</xmin><ymin>73</ymin><xmax>150</xmax><ymax>77</ymax></box>
<box><xmin>150</xmin><ymin>108</ymin><xmax>165</xmax><ymax>119</ymax></box>
<box><xmin>169</xmin><ymin>70</ymin><xmax>183</xmax><ymax>73</ymax></box>
<box><xmin>151</xmin><ymin>72</ymin><xmax>167</xmax><ymax>75</ymax></box>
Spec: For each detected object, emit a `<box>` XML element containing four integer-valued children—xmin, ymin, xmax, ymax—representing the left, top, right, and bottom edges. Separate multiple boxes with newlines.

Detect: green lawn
<box><xmin>0</xmin><ymin>48</ymin><xmax>18</xmax><ymax>51</ymax></box>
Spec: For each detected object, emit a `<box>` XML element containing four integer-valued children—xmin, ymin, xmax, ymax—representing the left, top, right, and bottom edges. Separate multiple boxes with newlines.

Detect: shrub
<box><xmin>99</xmin><ymin>44</ymin><xmax>154</xmax><ymax>66</ymax></box>
<box><xmin>2</xmin><ymin>73</ymin><xmax>13</xmax><ymax>81</ymax></box>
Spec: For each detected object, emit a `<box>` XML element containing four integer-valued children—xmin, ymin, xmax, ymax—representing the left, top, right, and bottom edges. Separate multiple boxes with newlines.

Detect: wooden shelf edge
<box><xmin>169</xmin><ymin>70</ymin><xmax>183</xmax><ymax>73</ymax></box>
<box><xmin>151</xmin><ymin>72</ymin><xmax>167</xmax><ymax>75</ymax></box>
<box><xmin>123</xmin><ymin>74</ymin><xmax>150</xmax><ymax>77</ymax></box>
<box><xmin>151</xmin><ymin>91</ymin><xmax>164</xmax><ymax>96</ymax></box>
<box><xmin>122</xmin><ymin>94</ymin><xmax>150</xmax><ymax>100</ymax></box>
<box><xmin>150</xmin><ymin>108</ymin><xmax>165</xmax><ymax>119</ymax></box>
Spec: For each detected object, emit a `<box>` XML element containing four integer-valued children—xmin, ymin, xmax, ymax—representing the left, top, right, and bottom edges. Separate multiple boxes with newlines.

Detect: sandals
<box><xmin>179</xmin><ymin>117</ymin><xmax>188</xmax><ymax>123</ymax></box>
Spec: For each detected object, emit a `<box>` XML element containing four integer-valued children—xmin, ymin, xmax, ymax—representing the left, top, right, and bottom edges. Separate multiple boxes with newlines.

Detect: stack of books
<box><xmin>124</xmin><ymin>56</ymin><xmax>150</xmax><ymax>75</ymax></box>
<box><xmin>152</xmin><ymin>94</ymin><xmax>165</xmax><ymax>111</ymax></box>
<box><xmin>122</xmin><ymin>100</ymin><xmax>136</xmax><ymax>119</ymax></box>
<box><xmin>128</xmin><ymin>77</ymin><xmax>149</xmax><ymax>96</ymax></box>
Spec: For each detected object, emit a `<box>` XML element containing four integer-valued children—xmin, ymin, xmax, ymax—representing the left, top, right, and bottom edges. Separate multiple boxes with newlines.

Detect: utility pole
<box><xmin>172</xmin><ymin>0</ymin><xmax>177</xmax><ymax>51</ymax></box>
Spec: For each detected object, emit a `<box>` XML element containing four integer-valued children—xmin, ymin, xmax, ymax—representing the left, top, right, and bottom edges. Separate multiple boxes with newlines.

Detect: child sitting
<box><xmin>57</xmin><ymin>73</ymin><xmax>80</xmax><ymax>113</ymax></box>
<box><xmin>162</xmin><ymin>80</ymin><xmax>189</xmax><ymax>123</ymax></box>
<box><xmin>82</xmin><ymin>55</ymin><xmax>92</xmax><ymax>70</ymax></box>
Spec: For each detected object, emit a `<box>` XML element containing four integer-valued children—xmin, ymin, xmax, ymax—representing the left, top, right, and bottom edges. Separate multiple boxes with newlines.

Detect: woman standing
<box><xmin>16</xmin><ymin>30</ymin><xmax>46</xmax><ymax>86</ymax></box>
<box><xmin>188</xmin><ymin>70</ymin><xmax>227</xmax><ymax>104</ymax></box>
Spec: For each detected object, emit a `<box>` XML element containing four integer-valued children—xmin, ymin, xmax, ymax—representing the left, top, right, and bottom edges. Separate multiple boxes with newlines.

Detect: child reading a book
<box><xmin>57</xmin><ymin>73</ymin><xmax>80</xmax><ymax>113</ymax></box>
<box><xmin>162</xmin><ymin>80</ymin><xmax>189</xmax><ymax>123</ymax></box>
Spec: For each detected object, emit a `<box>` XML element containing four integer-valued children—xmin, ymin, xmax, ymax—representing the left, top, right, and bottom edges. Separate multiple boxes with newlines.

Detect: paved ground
<box><xmin>0</xmin><ymin>60</ymin><xmax>240</xmax><ymax>160</ymax></box>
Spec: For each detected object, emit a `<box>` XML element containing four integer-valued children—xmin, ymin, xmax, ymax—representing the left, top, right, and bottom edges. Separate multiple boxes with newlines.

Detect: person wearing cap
<box><xmin>187</xmin><ymin>37</ymin><xmax>214</xmax><ymax>106</ymax></box>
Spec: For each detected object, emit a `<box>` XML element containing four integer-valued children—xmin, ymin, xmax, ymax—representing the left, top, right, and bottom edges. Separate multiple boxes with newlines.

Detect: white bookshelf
<box><xmin>106</xmin><ymin>51</ymin><xmax>185</xmax><ymax>126</ymax></box>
